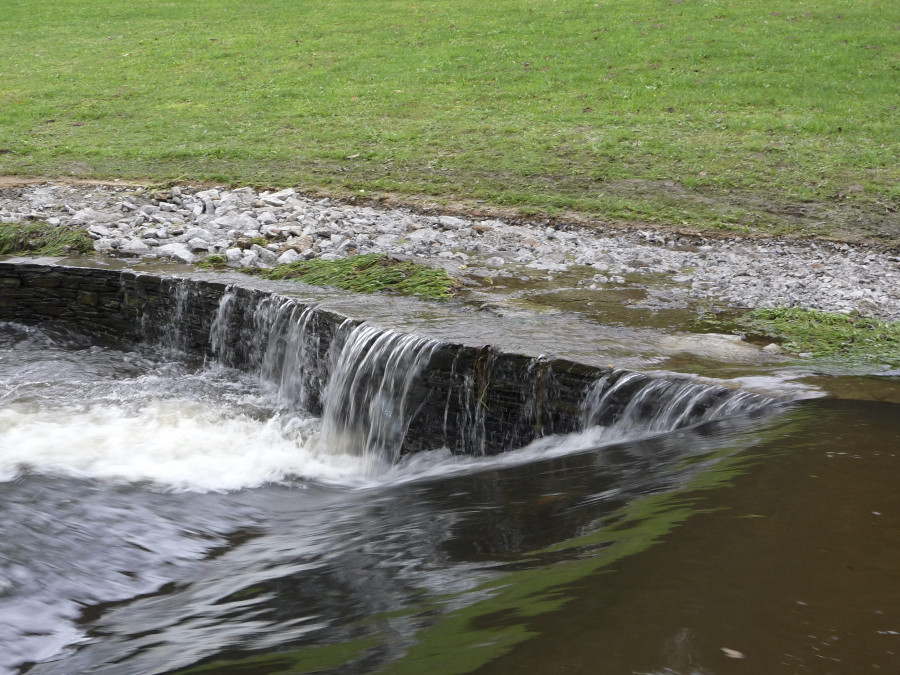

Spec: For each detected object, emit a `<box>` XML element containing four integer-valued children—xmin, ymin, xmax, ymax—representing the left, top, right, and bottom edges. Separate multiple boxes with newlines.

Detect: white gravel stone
<box><xmin>276</xmin><ymin>249</ymin><xmax>300</xmax><ymax>265</ymax></box>
<box><xmin>250</xmin><ymin>244</ymin><xmax>277</xmax><ymax>264</ymax></box>
<box><xmin>182</xmin><ymin>227</ymin><xmax>209</xmax><ymax>241</ymax></box>
<box><xmin>257</xmin><ymin>211</ymin><xmax>278</xmax><ymax>226</ymax></box>
<box><xmin>3</xmin><ymin>182</ymin><xmax>898</xmax><ymax>320</ymax></box>
<box><xmin>224</xmin><ymin>248</ymin><xmax>243</xmax><ymax>266</ymax></box>
<box><xmin>187</xmin><ymin>238</ymin><xmax>210</xmax><ymax>252</ymax></box>
<box><xmin>72</xmin><ymin>208</ymin><xmax>118</xmax><ymax>225</ymax></box>
<box><xmin>156</xmin><ymin>243</ymin><xmax>196</xmax><ymax>263</ymax></box>
<box><xmin>240</xmin><ymin>251</ymin><xmax>260</xmax><ymax>267</ymax></box>
<box><xmin>119</xmin><ymin>238</ymin><xmax>150</xmax><ymax>256</ymax></box>
<box><xmin>438</xmin><ymin>215</ymin><xmax>468</xmax><ymax>230</ymax></box>
<box><xmin>87</xmin><ymin>224</ymin><xmax>111</xmax><ymax>239</ymax></box>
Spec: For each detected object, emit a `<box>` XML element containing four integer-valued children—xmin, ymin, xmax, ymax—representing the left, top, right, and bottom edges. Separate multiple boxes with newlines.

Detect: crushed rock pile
<box><xmin>1</xmin><ymin>182</ymin><xmax>898</xmax><ymax>320</ymax></box>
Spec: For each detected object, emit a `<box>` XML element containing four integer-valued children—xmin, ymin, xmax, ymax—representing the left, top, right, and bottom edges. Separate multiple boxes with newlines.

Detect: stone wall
<box><xmin>0</xmin><ymin>260</ymin><xmax>767</xmax><ymax>457</ymax></box>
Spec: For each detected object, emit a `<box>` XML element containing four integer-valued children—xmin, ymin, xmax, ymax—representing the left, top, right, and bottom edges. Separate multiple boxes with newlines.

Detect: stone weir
<box><xmin>0</xmin><ymin>260</ymin><xmax>773</xmax><ymax>461</ymax></box>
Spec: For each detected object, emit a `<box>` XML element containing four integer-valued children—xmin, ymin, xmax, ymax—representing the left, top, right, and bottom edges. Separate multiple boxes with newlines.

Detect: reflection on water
<box><xmin>1</xmin><ymin>322</ymin><xmax>897</xmax><ymax>674</ymax></box>
<box><xmin>481</xmin><ymin>399</ymin><xmax>900</xmax><ymax>675</ymax></box>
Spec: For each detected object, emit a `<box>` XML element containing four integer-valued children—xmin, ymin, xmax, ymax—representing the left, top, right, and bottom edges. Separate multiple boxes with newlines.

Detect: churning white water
<box><xmin>0</xmin><ymin>401</ymin><xmax>367</xmax><ymax>491</ymax></box>
<box><xmin>0</xmin><ymin>323</ymin><xmax>372</xmax><ymax>491</ymax></box>
<box><xmin>0</xmin><ymin>311</ymin><xmax>777</xmax><ymax>493</ymax></box>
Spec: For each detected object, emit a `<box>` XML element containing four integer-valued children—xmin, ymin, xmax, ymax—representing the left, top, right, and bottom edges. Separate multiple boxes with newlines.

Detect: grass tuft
<box><xmin>739</xmin><ymin>307</ymin><xmax>900</xmax><ymax>365</ymax></box>
<box><xmin>0</xmin><ymin>222</ymin><xmax>94</xmax><ymax>256</ymax></box>
<box><xmin>254</xmin><ymin>253</ymin><xmax>459</xmax><ymax>300</ymax></box>
<box><xmin>197</xmin><ymin>253</ymin><xmax>227</xmax><ymax>269</ymax></box>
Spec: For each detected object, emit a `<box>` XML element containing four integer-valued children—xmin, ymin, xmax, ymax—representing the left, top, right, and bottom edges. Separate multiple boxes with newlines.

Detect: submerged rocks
<box><xmin>0</xmin><ymin>182</ymin><xmax>898</xmax><ymax>320</ymax></box>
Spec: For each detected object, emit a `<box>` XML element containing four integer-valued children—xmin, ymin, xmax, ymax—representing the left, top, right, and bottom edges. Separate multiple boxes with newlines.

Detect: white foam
<box><xmin>368</xmin><ymin>425</ymin><xmax>637</xmax><ymax>488</ymax></box>
<box><xmin>0</xmin><ymin>399</ymin><xmax>367</xmax><ymax>492</ymax></box>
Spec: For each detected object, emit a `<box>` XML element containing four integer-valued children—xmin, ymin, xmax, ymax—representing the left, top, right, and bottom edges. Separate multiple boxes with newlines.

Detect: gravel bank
<box><xmin>2</xmin><ymin>182</ymin><xmax>898</xmax><ymax>321</ymax></box>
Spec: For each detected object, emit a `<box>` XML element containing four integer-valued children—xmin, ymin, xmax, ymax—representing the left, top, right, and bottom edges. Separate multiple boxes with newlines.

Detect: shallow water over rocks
<box><xmin>3</xmin><ymin>182</ymin><xmax>899</xmax><ymax>319</ymax></box>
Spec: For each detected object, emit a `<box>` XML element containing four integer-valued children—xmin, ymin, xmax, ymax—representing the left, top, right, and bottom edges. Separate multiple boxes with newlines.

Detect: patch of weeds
<box><xmin>739</xmin><ymin>307</ymin><xmax>900</xmax><ymax>365</ymax></box>
<box><xmin>197</xmin><ymin>254</ymin><xmax>227</xmax><ymax>269</ymax></box>
<box><xmin>0</xmin><ymin>222</ymin><xmax>93</xmax><ymax>256</ymax></box>
<box><xmin>249</xmin><ymin>237</ymin><xmax>268</xmax><ymax>248</ymax></box>
<box><xmin>254</xmin><ymin>253</ymin><xmax>459</xmax><ymax>301</ymax></box>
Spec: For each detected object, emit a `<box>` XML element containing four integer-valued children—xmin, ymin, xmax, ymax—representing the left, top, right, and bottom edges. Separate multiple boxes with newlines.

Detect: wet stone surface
<box><xmin>0</xmin><ymin>261</ymin><xmax>774</xmax><ymax>458</ymax></box>
<box><xmin>1</xmin><ymin>182</ymin><xmax>899</xmax><ymax>320</ymax></box>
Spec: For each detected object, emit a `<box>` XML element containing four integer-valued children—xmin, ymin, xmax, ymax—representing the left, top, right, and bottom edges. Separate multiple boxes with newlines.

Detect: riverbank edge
<box><xmin>2</xmin><ymin>179</ymin><xmax>899</xmax><ymax>328</ymax></box>
<box><xmin>1</xmin><ymin>176</ymin><xmax>898</xmax><ymax>252</ymax></box>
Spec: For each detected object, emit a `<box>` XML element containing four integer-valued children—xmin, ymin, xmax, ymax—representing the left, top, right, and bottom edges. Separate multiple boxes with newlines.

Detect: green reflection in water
<box><xmin>174</xmin><ymin>410</ymin><xmax>800</xmax><ymax>675</ymax></box>
<box><xmin>177</xmin><ymin>636</ymin><xmax>379</xmax><ymax>675</ymax></box>
<box><xmin>386</xmin><ymin>413</ymin><xmax>801</xmax><ymax>675</ymax></box>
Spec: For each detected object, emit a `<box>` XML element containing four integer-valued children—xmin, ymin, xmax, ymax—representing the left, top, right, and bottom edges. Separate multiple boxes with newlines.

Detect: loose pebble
<box><xmin>1</xmin><ymin>183</ymin><xmax>898</xmax><ymax>320</ymax></box>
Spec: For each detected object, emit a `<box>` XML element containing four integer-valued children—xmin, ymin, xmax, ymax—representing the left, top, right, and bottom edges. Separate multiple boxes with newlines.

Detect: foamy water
<box><xmin>0</xmin><ymin>323</ymin><xmax>379</xmax><ymax>491</ymax></box>
<box><xmin>0</xmin><ymin>401</ymin><xmax>371</xmax><ymax>491</ymax></box>
<box><xmin>0</xmin><ymin>321</ymin><xmax>785</xmax><ymax>493</ymax></box>
<box><xmin>0</xmin><ymin>320</ymin><xmax>585</xmax><ymax>492</ymax></box>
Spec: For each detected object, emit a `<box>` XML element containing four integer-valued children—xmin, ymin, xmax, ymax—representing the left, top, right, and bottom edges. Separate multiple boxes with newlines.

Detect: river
<box><xmin>1</xmin><ymin>276</ymin><xmax>898</xmax><ymax>674</ymax></box>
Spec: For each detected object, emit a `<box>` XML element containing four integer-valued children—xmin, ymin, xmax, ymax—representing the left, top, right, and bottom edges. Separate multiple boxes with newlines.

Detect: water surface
<box><xmin>1</xmin><ymin>321</ymin><xmax>897</xmax><ymax>674</ymax></box>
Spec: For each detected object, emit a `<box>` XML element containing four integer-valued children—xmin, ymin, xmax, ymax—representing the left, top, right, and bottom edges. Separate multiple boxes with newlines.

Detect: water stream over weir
<box><xmin>3</xmin><ymin>261</ymin><xmax>898</xmax><ymax>673</ymax></box>
<box><xmin>0</xmin><ymin>261</ymin><xmax>775</xmax><ymax>468</ymax></box>
<box><xmin>217</xmin><ymin>286</ymin><xmax>772</xmax><ymax>468</ymax></box>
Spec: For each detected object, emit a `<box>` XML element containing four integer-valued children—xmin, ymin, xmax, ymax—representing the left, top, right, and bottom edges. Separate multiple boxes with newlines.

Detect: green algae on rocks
<box><xmin>0</xmin><ymin>222</ymin><xmax>94</xmax><ymax>256</ymax></box>
<box><xmin>251</xmin><ymin>253</ymin><xmax>459</xmax><ymax>301</ymax></box>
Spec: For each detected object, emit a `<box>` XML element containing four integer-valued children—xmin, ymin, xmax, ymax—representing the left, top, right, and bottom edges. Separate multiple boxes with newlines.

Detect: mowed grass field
<box><xmin>1</xmin><ymin>0</ymin><xmax>898</xmax><ymax>240</ymax></box>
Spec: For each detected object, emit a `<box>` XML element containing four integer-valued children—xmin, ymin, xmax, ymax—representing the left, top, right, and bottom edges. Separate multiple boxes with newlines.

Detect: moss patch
<box><xmin>252</xmin><ymin>253</ymin><xmax>459</xmax><ymax>301</ymax></box>
<box><xmin>197</xmin><ymin>254</ymin><xmax>227</xmax><ymax>270</ymax></box>
<box><xmin>738</xmin><ymin>307</ymin><xmax>900</xmax><ymax>365</ymax></box>
<box><xmin>0</xmin><ymin>222</ymin><xmax>94</xmax><ymax>256</ymax></box>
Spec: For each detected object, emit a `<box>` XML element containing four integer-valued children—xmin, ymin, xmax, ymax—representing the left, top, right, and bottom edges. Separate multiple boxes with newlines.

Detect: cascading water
<box><xmin>189</xmin><ymin>279</ymin><xmax>775</xmax><ymax>468</ymax></box>
<box><xmin>257</xmin><ymin>299</ymin><xmax>321</xmax><ymax>410</ymax></box>
<box><xmin>205</xmin><ymin>287</ymin><xmax>441</xmax><ymax>467</ymax></box>
<box><xmin>0</xmin><ymin>262</ymin><xmax>815</xmax><ymax>675</ymax></box>
<box><xmin>208</xmin><ymin>285</ymin><xmax>236</xmax><ymax>359</ymax></box>
<box><xmin>440</xmin><ymin>348</ymin><xmax>490</xmax><ymax>457</ymax></box>
<box><xmin>318</xmin><ymin>323</ymin><xmax>439</xmax><ymax>466</ymax></box>
<box><xmin>159</xmin><ymin>278</ymin><xmax>193</xmax><ymax>353</ymax></box>
<box><xmin>581</xmin><ymin>370</ymin><xmax>771</xmax><ymax>435</ymax></box>
<box><xmin>0</xmin><ymin>261</ymin><xmax>777</xmax><ymax>482</ymax></box>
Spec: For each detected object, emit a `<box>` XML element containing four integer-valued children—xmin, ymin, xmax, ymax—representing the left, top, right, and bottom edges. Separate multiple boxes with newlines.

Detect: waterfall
<box><xmin>581</xmin><ymin>370</ymin><xmax>771</xmax><ymax>435</ymax></box>
<box><xmin>160</xmin><ymin>278</ymin><xmax>193</xmax><ymax>352</ymax></box>
<box><xmin>199</xmin><ymin>287</ymin><xmax>773</xmax><ymax>464</ymax></box>
<box><xmin>0</xmin><ymin>262</ymin><xmax>782</xmax><ymax>469</ymax></box>
<box><xmin>85</xmin><ymin>272</ymin><xmax>778</xmax><ymax>465</ymax></box>
<box><xmin>205</xmin><ymin>289</ymin><xmax>440</xmax><ymax>464</ymax></box>
<box><xmin>209</xmin><ymin>286</ymin><xmax>236</xmax><ymax>359</ymax></box>
<box><xmin>257</xmin><ymin>299</ymin><xmax>321</xmax><ymax>410</ymax></box>
<box><xmin>319</xmin><ymin>324</ymin><xmax>438</xmax><ymax>465</ymax></box>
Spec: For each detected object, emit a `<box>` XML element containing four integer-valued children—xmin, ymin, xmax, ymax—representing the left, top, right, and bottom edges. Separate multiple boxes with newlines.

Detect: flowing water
<box><xmin>1</xmin><ymin>279</ymin><xmax>898</xmax><ymax>674</ymax></box>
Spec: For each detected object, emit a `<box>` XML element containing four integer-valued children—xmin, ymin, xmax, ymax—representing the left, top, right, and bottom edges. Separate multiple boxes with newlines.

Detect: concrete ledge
<box><xmin>0</xmin><ymin>260</ymin><xmax>769</xmax><ymax>456</ymax></box>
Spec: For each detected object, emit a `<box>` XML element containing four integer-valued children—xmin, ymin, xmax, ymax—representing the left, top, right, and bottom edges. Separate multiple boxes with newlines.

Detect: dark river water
<box><xmin>1</xmin><ymin>321</ymin><xmax>898</xmax><ymax>674</ymax></box>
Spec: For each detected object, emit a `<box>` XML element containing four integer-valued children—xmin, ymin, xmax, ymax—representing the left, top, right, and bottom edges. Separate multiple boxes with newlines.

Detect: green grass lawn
<box><xmin>1</xmin><ymin>0</ymin><xmax>898</xmax><ymax>240</ymax></box>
